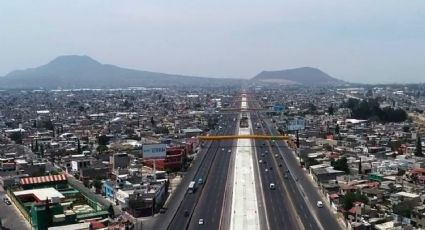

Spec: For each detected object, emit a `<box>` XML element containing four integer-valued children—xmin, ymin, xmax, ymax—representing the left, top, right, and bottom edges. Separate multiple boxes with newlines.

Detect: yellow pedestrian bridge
<box><xmin>199</xmin><ymin>134</ymin><xmax>292</xmax><ymax>141</ymax></box>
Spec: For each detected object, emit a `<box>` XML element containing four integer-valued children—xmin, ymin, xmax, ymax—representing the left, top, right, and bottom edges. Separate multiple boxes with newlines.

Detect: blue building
<box><xmin>103</xmin><ymin>181</ymin><xmax>115</xmax><ymax>199</ymax></box>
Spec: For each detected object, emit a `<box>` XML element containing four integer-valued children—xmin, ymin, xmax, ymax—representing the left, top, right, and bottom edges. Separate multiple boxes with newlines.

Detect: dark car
<box><xmin>184</xmin><ymin>210</ymin><xmax>190</xmax><ymax>217</ymax></box>
<box><xmin>159</xmin><ymin>208</ymin><xmax>167</xmax><ymax>214</ymax></box>
<box><xmin>3</xmin><ymin>198</ymin><xmax>11</xmax><ymax>205</ymax></box>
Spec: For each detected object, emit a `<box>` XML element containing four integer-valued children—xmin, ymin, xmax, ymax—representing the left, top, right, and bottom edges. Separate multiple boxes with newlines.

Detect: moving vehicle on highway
<box><xmin>269</xmin><ymin>183</ymin><xmax>276</xmax><ymax>190</ymax></box>
<box><xmin>184</xmin><ymin>210</ymin><xmax>190</xmax><ymax>217</ymax></box>
<box><xmin>317</xmin><ymin>201</ymin><xmax>324</xmax><ymax>208</ymax></box>
<box><xmin>198</xmin><ymin>219</ymin><xmax>204</xmax><ymax>225</ymax></box>
<box><xmin>3</xmin><ymin>197</ymin><xmax>11</xmax><ymax>205</ymax></box>
<box><xmin>188</xmin><ymin>181</ymin><xmax>196</xmax><ymax>193</ymax></box>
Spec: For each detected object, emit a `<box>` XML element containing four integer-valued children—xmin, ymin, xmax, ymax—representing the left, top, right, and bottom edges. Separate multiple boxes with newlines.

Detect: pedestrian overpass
<box><xmin>198</xmin><ymin>134</ymin><xmax>291</xmax><ymax>141</ymax></box>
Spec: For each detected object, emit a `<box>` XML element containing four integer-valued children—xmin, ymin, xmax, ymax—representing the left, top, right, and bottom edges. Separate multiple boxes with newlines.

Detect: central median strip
<box><xmin>230</xmin><ymin>96</ymin><xmax>260</xmax><ymax>230</ymax></box>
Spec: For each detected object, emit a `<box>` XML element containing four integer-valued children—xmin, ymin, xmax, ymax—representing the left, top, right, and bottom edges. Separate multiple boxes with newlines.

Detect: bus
<box><xmin>188</xmin><ymin>181</ymin><xmax>196</xmax><ymax>193</ymax></box>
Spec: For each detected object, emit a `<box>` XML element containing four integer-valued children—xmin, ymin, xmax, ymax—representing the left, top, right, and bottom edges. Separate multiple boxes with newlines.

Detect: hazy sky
<box><xmin>1</xmin><ymin>1</ymin><xmax>425</xmax><ymax>83</ymax></box>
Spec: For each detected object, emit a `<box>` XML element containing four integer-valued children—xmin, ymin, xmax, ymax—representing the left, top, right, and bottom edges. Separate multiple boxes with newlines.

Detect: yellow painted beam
<box><xmin>199</xmin><ymin>135</ymin><xmax>291</xmax><ymax>140</ymax></box>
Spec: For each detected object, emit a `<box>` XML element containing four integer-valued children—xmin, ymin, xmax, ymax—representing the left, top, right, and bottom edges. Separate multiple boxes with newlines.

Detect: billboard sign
<box><xmin>286</xmin><ymin>118</ymin><xmax>305</xmax><ymax>131</ymax></box>
<box><xmin>143</xmin><ymin>144</ymin><xmax>167</xmax><ymax>159</ymax></box>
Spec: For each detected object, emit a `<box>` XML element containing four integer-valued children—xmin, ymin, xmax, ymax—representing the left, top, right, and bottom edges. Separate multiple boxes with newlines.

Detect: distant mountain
<box><xmin>252</xmin><ymin>67</ymin><xmax>344</xmax><ymax>86</ymax></box>
<box><xmin>0</xmin><ymin>55</ymin><xmax>241</xmax><ymax>89</ymax></box>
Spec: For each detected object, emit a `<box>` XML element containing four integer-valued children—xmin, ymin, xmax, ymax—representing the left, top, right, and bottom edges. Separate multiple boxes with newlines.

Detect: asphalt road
<box><xmin>262</xmin><ymin>117</ymin><xmax>342</xmax><ymax>230</ymax></box>
<box><xmin>249</xmin><ymin>96</ymin><xmax>334</xmax><ymax>230</ymax></box>
<box><xmin>187</xmin><ymin>125</ymin><xmax>235</xmax><ymax>230</ymax></box>
<box><xmin>143</xmin><ymin>129</ymin><xmax>215</xmax><ymax>229</ymax></box>
<box><xmin>168</xmin><ymin>114</ymin><xmax>237</xmax><ymax>230</ymax></box>
<box><xmin>251</xmin><ymin>113</ymin><xmax>302</xmax><ymax>230</ymax></box>
<box><xmin>0</xmin><ymin>187</ymin><xmax>31</xmax><ymax>230</ymax></box>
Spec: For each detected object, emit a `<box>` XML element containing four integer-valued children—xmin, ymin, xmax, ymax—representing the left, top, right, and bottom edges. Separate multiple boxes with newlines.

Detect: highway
<box><xmin>143</xmin><ymin>143</ymin><xmax>211</xmax><ymax>230</ymax></box>
<box><xmin>262</xmin><ymin>117</ymin><xmax>342</xmax><ymax>230</ymax></box>
<box><xmin>249</xmin><ymin>95</ymin><xmax>341</xmax><ymax>230</ymax></box>
<box><xmin>169</xmin><ymin>113</ymin><xmax>237</xmax><ymax>230</ymax></box>
<box><xmin>188</xmin><ymin>124</ymin><xmax>235</xmax><ymax>230</ymax></box>
<box><xmin>251</xmin><ymin>112</ymin><xmax>302</xmax><ymax>230</ymax></box>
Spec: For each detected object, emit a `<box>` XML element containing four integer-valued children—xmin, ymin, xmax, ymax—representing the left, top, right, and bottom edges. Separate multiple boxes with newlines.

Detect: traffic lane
<box><xmin>255</xmin><ymin>139</ymin><xmax>298</xmax><ymax>230</ymax></box>
<box><xmin>252</xmin><ymin>141</ymin><xmax>269</xmax><ymax>230</ymax></box>
<box><xmin>149</xmin><ymin>140</ymin><xmax>214</xmax><ymax>229</ymax></box>
<box><xmin>251</xmin><ymin>103</ymin><xmax>320</xmax><ymax>229</ymax></box>
<box><xmin>253</xmin><ymin>117</ymin><xmax>313</xmax><ymax>230</ymax></box>
<box><xmin>0</xmin><ymin>191</ymin><xmax>31</xmax><ymax>230</ymax></box>
<box><xmin>188</xmin><ymin>139</ymin><xmax>233</xmax><ymax>230</ymax></box>
<box><xmin>169</xmin><ymin>135</ymin><xmax>224</xmax><ymax>229</ymax></box>
<box><xmin>192</xmin><ymin>126</ymin><xmax>235</xmax><ymax>227</ymax></box>
<box><xmin>258</xmin><ymin>141</ymin><xmax>298</xmax><ymax>229</ymax></box>
<box><xmin>264</xmin><ymin>122</ymin><xmax>341</xmax><ymax>229</ymax></box>
<box><xmin>265</xmin><ymin>128</ymin><xmax>331</xmax><ymax>229</ymax></box>
<box><xmin>148</xmin><ymin>114</ymin><xmax>237</xmax><ymax>229</ymax></box>
<box><xmin>280</xmin><ymin>144</ymin><xmax>340</xmax><ymax>228</ymax></box>
<box><xmin>171</xmin><ymin>125</ymin><xmax>235</xmax><ymax>230</ymax></box>
<box><xmin>269</xmin><ymin>144</ymin><xmax>318</xmax><ymax>230</ymax></box>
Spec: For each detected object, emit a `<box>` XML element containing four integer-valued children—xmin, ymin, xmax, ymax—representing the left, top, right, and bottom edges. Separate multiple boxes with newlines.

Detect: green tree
<box><xmin>44</xmin><ymin>120</ymin><xmax>54</xmax><ymax>130</ymax></box>
<box><xmin>77</xmin><ymin>139</ymin><xmax>82</xmax><ymax>154</ymax></box>
<box><xmin>34</xmin><ymin>140</ymin><xmax>39</xmax><ymax>152</ymax></box>
<box><xmin>108</xmin><ymin>204</ymin><xmax>115</xmax><ymax>218</ymax></box>
<box><xmin>306</xmin><ymin>157</ymin><xmax>320</xmax><ymax>167</ymax></box>
<box><xmin>40</xmin><ymin>144</ymin><xmax>45</xmax><ymax>157</ymax></box>
<box><xmin>331</xmin><ymin>157</ymin><xmax>350</xmax><ymax>174</ymax></box>
<box><xmin>328</xmin><ymin>105</ymin><xmax>335</xmax><ymax>115</ymax></box>
<box><xmin>393</xmin><ymin>200</ymin><xmax>417</xmax><ymax>218</ymax></box>
<box><xmin>96</xmin><ymin>145</ymin><xmax>108</xmax><ymax>154</ymax></box>
<box><xmin>92</xmin><ymin>177</ymin><xmax>103</xmax><ymax>193</ymax></box>
<box><xmin>9</xmin><ymin>131</ymin><xmax>23</xmax><ymax>144</ymax></box>
<box><xmin>416</xmin><ymin>134</ymin><xmax>423</xmax><ymax>157</ymax></box>
<box><xmin>335</xmin><ymin>124</ymin><xmax>340</xmax><ymax>135</ymax></box>
<box><xmin>358</xmin><ymin>158</ymin><xmax>362</xmax><ymax>174</ymax></box>
<box><xmin>341</xmin><ymin>192</ymin><xmax>369</xmax><ymax>210</ymax></box>
<box><xmin>308</xmin><ymin>103</ymin><xmax>317</xmax><ymax>113</ymax></box>
<box><xmin>97</xmin><ymin>135</ymin><xmax>109</xmax><ymax>146</ymax></box>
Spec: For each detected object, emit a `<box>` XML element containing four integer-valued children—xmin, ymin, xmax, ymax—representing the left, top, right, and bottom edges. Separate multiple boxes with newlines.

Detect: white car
<box><xmin>317</xmin><ymin>201</ymin><xmax>323</xmax><ymax>208</ymax></box>
<box><xmin>199</xmin><ymin>219</ymin><xmax>204</xmax><ymax>225</ymax></box>
<box><xmin>228</xmin><ymin>149</ymin><xmax>231</xmax><ymax>153</ymax></box>
<box><xmin>269</xmin><ymin>183</ymin><xmax>276</xmax><ymax>190</ymax></box>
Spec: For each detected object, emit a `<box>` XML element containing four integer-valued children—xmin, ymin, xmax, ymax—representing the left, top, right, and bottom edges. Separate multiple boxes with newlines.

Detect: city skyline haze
<box><xmin>1</xmin><ymin>0</ymin><xmax>425</xmax><ymax>84</ymax></box>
